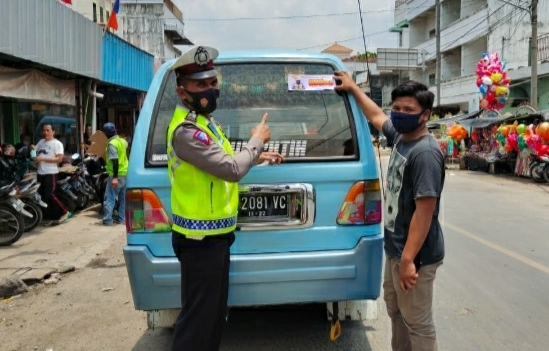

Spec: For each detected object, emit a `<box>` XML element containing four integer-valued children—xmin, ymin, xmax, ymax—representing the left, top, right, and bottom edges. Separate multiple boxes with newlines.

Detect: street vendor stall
<box><xmin>458</xmin><ymin>112</ymin><xmax>516</xmax><ymax>173</ymax></box>
<box><xmin>427</xmin><ymin>111</ymin><xmax>482</xmax><ymax>161</ymax></box>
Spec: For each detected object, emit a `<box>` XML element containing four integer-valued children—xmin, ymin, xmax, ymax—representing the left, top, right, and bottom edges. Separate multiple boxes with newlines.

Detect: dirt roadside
<box><xmin>0</xmin><ymin>205</ymin><xmax>170</xmax><ymax>351</ymax></box>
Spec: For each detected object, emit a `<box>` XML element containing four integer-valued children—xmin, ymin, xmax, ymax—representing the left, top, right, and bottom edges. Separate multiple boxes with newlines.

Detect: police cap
<box><xmin>169</xmin><ymin>45</ymin><xmax>219</xmax><ymax>80</ymax></box>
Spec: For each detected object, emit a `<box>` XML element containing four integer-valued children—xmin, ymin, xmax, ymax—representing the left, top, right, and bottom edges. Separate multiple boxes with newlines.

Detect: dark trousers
<box><xmin>171</xmin><ymin>231</ymin><xmax>235</xmax><ymax>351</ymax></box>
<box><xmin>37</xmin><ymin>173</ymin><xmax>67</xmax><ymax>220</ymax></box>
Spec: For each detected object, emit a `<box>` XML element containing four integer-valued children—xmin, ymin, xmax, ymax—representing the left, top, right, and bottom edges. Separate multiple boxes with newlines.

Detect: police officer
<box><xmin>167</xmin><ymin>45</ymin><xmax>284</xmax><ymax>351</ymax></box>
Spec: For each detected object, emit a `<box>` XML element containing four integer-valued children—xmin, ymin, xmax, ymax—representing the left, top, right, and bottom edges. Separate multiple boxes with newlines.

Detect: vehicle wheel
<box><xmin>76</xmin><ymin>193</ymin><xmax>90</xmax><ymax>210</ymax></box>
<box><xmin>0</xmin><ymin>204</ymin><xmax>25</xmax><ymax>246</ymax></box>
<box><xmin>529</xmin><ymin>162</ymin><xmax>545</xmax><ymax>183</ymax></box>
<box><xmin>57</xmin><ymin>192</ymin><xmax>76</xmax><ymax>214</ymax></box>
<box><xmin>543</xmin><ymin>164</ymin><xmax>549</xmax><ymax>183</ymax></box>
<box><xmin>22</xmin><ymin>200</ymin><xmax>43</xmax><ymax>232</ymax></box>
<box><xmin>98</xmin><ymin>178</ymin><xmax>108</xmax><ymax>213</ymax></box>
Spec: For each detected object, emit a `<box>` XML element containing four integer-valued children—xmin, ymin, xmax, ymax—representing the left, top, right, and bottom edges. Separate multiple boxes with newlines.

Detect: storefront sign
<box><xmin>31</xmin><ymin>104</ymin><xmax>47</xmax><ymax>111</ymax></box>
<box><xmin>100</xmin><ymin>90</ymin><xmax>136</xmax><ymax>107</ymax></box>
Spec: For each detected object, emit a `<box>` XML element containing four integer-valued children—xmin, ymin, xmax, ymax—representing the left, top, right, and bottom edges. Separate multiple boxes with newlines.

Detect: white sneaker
<box><xmin>57</xmin><ymin>212</ymin><xmax>70</xmax><ymax>224</ymax></box>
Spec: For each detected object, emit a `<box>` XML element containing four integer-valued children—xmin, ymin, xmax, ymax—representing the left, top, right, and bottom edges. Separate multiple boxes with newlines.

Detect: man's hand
<box><xmin>399</xmin><ymin>259</ymin><xmax>419</xmax><ymax>292</ymax></box>
<box><xmin>257</xmin><ymin>151</ymin><xmax>285</xmax><ymax>165</ymax></box>
<box><xmin>111</xmin><ymin>178</ymin><xmax>118</xmax><ymax>189</ymax></box>
<box><xmin>251</xmin><ymin>113</ymin><xmax>271</xmax><ymax>143</ymax></box>
<box><xmin>333</xmin><ymin>70</ymin><xmax>359</xmax><ymax>93</ymax></box>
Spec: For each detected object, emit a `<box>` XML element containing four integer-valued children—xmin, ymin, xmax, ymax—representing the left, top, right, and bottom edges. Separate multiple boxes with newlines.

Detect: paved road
<box><xmin>434</xmin><ymin>168</ymin><xmax>549</xmax><ymax>351</ymax></box>
<box><xmin>213</xmin><ymin>164</ymin><xmax>549</xmax><ymax>351</ymax></box>
<box><xmin>2</xmin><ymin>163</ymin><xmax>548</xmax><ymax>351</ymax></box>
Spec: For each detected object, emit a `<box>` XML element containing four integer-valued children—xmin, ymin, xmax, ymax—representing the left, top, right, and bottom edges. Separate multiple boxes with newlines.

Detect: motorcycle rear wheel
<box><xmin>543</xmin><ymin>164</ymin><xmax>549</xmax><ymax>183</ymax></box>
<box><xmin>76</xmin><ymin>193</ymin><xmax>90</xmax><ymax>210</ymax></box>
<box><xmin>22</xmin><ymin>200</ymin><xmax>43</xmax><ymax>232</ymax></box>
<box><xmin>56</xmin><ymin>192</ymin><xmax>76</xmax><ymax>214</ymax></box>
<box><xmin>0</xmin><ymin>204</ymin><xmax>25</xmax><ymax>246</ymax></box>
<box><xmin>529</xmin><ymin>162</ymin><xmax>545</xmax><ymax>183</ymax></box>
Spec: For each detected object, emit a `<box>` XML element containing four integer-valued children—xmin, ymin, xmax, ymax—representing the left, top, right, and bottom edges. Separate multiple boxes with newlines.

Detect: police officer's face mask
<box><xmin>184</xmin><ymin>88</ymin><xmax>220</xmax><ymax>115</ymax></box>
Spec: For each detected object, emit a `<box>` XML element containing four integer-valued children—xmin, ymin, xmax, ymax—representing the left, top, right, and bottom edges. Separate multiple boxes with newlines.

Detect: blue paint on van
<box><xmin>123</xmin><ymin>51</ymin><xmax>383</xmax><ymax>310</ymax></box>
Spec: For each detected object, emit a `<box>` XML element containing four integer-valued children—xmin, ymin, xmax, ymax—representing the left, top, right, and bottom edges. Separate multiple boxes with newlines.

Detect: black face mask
<box><xmin>390</xmin><ymin>110</ymin><xmax>425</xmax><ymax>134</ymax></box>
<box><xmin>184</xmin><ymin>88</ymin><xmax>220</xmax><ymax>114</ymax></box>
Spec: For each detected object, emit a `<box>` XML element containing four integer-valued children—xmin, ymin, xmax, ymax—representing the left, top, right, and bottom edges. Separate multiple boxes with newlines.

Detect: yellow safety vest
<box><xmin>167</xmin><ymin>106</ymin><xmax>238</xmax><ymax>236</ymax></box>
<box><xmin>105</xmin><ymin>136</ymin><xmax>128</xmax><ymax>176</ymax></box>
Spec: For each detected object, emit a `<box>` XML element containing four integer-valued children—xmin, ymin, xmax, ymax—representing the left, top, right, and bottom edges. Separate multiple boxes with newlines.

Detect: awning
<box><xmin>458</xmin><ymin>116</ymin><xmax>511</xmax><ymax>128</ymax></box>
<box><xmin>427</xmin><ymin>110</ymin><xmax>482</xmax><ymax>127</ymax></box>
<box><xmin>0</xmin><ymin>65</ymin><xmax>75</xmax><ymax>105</ymax></box>
<box><xmin>389</xmin><ymin>20</ymin><xmax>409</xmax><ymax>33</ymax></box>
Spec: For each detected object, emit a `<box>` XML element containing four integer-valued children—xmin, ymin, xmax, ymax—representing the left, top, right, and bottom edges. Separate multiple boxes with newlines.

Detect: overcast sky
<box><xmin>173</xmin><ymin>0</ymin><xmax>398</xmax><ymax>55</ymax></box>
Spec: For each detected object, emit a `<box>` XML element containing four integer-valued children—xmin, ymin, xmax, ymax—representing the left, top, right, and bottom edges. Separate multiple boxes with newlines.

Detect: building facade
<box><xmin>389</xmin><ymin>0</ymin><xmax>549</xmax><ymax>113</ymax></box>
<box><xmin>69</xmin><ymin>0</ymin><xmax>192</xmax><ymax>62</ymax></box>
<box><xmin>0</xmin><ymin>0</ymin><xmax>153</xmax><ymax>151</ymax></box>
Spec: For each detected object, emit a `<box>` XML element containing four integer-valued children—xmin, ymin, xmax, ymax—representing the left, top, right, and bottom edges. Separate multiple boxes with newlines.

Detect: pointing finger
<box><xmin>261</xmin><ymin>113</ymin><xmax>268</xmax><ymax>124</ymax></box>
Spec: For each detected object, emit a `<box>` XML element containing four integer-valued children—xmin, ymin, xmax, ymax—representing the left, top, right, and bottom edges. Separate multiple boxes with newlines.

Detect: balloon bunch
<box><xmin>476</xmin><ymin>52</ymin><xmax>511</xmax><ymax>111</ymax></box>
<box><xmin>446</xmin><ymin>124</ymin><xmax>468</xmax><ymax>143</ymax></box>
<box><xmin>496</xmin><ymin>121</ymin><xmax>549</xmax><ymax>156</ymax></box>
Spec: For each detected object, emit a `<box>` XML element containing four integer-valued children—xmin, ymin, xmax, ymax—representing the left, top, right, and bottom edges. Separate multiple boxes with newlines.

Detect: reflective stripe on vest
<box><xmin>167</xmin><ymin>106</ymin><xmax>239</xmax><ymax>236</ymax></box>
<box><xmin>172</xmin><ymin>214</ymin><xmax>237</xmax><ymax>231</ymax></box>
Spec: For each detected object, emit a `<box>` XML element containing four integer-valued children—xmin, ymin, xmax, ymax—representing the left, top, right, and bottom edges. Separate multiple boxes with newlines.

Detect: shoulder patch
<box><xmin>193</xmin><ymin>130</ymin><xmax>211</xmax><ymax>145</ymax></box>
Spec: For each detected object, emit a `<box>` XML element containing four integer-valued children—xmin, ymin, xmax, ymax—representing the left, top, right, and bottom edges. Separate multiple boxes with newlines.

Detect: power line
<box><xmin>495</xmin><ymin>0</ymin><xmax>530</xmax><ymax>12</ymax></box>
<box><xmin>296</xmin><ymin>30</ymin><xmax>390</xmax><ymax>50</ymax></box>
<box><xmin>419</xmin><ymin>3</ymin><xmax>509</xmax><ymax>61</ymax></box>
<box><xmin>357</xmin><ymin>0</ymin><xmax>372</xmax><ymax>84</ymax></box>
<box><xmin>184</xmin><ymin>0</ymin><xmax>493</xmax><ymax>21</ymax></box>
<box><xmin>187</xmin><ymin>10</ymin><xmax>391</xmax><ymax>21</ymax></box>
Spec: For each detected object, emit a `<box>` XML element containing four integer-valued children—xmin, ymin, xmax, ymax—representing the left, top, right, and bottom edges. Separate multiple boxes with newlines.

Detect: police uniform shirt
<box><xmin>172</xmin><ymin>119</ymin><xmax>264</xmax><ymax>182</ymax></box>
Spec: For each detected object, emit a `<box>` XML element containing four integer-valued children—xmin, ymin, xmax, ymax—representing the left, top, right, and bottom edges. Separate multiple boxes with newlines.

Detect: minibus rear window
<box><xmin>147</xmin><ymin>62</ymin><xmax>358</xmax><ymax>166</ymax></box>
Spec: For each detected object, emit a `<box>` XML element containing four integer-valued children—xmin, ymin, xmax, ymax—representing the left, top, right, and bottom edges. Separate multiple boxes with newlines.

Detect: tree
<box><xmin>356</xmin><ymin>52</ymin><xmax>377</xmax><ymax>60</ymax></box>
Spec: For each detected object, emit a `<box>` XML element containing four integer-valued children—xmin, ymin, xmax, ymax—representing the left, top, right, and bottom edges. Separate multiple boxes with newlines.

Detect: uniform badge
<box><xmin>193</xmin><ymin>130</ymin><xmax>211</xmax><ymax>145</ymax></box>
<box><xmin>194</xmin><ymin>47</ymin><xmax>210</xmax><ymax>66</ymax></box>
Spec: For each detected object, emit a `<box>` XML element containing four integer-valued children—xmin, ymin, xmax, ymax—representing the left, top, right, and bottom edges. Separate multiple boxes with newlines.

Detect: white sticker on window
<box><xmin>287</xmin><ymin>74</ymin><xmax>335</xmax><ymax>91</ymax></box>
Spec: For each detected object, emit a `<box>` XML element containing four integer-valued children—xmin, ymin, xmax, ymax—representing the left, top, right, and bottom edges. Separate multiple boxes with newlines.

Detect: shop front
<box><xmin>95</xmin><ymin>33</ymin><xmax>154</xmax><ymax>150</ymax></box>
<box><xmin>96</xmin><ymin>88</ymin><xmax>141</xmax><ymax>147</ymax></box>
<box><xmin>0</xmin><ymin>65</ymin><xmax>79</xmax><ymax>155</ymax></box>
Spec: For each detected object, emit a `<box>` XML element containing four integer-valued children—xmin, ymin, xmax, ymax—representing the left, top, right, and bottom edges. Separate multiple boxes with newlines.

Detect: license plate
<box><xmin>238</xmin><ymin>194</ymin><xmax>289</xmax><ymax>219</ymax></box>
<box><xmin>11</xmin><ymin>199</ymin><xmax>25</xmax><ymax>211</ymax></box>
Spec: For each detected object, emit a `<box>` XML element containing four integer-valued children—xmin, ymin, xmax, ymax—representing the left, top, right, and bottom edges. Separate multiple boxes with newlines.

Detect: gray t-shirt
<box><xmin>382</xmin><ymin>120</ymin><xmax>445</xmax><ymax>266</ymax></box>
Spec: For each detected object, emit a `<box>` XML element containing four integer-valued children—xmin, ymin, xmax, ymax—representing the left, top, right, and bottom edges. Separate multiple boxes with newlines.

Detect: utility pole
<box><xmin>435</xmin><ymin>0</ymin><xmax>441</xmax><ymax>107</ymax></box>
<box><xmin>530</xmin><ymin>0</ymin><xmax>538</xmax><ymax>110</ymax></box>
<box><xmin>421</xmin><ymin>49</ymin><xmax>427</xmax><ymax>85</ymax></box>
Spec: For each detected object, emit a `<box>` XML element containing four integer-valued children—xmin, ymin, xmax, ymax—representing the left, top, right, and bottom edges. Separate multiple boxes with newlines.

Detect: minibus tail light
<box><xmin>125</xmin><ymin>189</ymin><xmax>172</xmax><ymax>234</ymax></box>
<box><xmin>336</xmin><ymin>180</ymin><xmax>382</xmax><ymax>225</ymax></box>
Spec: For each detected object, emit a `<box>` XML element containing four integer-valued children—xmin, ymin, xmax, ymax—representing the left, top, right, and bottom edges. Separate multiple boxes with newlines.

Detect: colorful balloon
<box><xmin>482</xmin><ymin>76</ymin><xmax>493</xmax><ymax>86</ymax></box>
<box><xmin>475</xmin><ymin>51</ymin><xmax>510</xmax><ymax>111</ymax></box>
<box><xmin>537</xmin><ymin>122</ymin><xmax>549</xmax><ymax>141</ymax></box>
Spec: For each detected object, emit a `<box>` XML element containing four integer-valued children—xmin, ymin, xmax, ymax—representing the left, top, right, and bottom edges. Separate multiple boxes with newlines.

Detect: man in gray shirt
<box><xmin>334</xmin><ymin>73</ymin><xmax>445</xmax><ymax>351</ymax></box>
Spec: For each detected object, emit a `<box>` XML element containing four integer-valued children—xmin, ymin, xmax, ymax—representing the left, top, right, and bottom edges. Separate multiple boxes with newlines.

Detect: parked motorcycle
<box><xmin>17</xmin><ymin>176</ymin><xmax>48</xmax><ymax>232</ymax></box>
<box><xmin>80</xmin><ymin>153</ymin><xmax>109</xmax><ymax>208</ymax></box>
<box><xmin>55</xmin><ymin>175</ymin><xmax>78</xmax><ymax>214</ymax></box>
<box><xmin>0</xmin><ymin>182</ymin><xmax>34</xmax><ymax>246</ymax></box>
<box><xmin>541</xmin><ymin>156</ymin><xmax>549</xmax><ymax>183</ymax></box>
<box><xmin>57</xmin><ymin>166</ymin><xmax>91</xmax><ymax>212</ymax></box>
<box><xmin>529</xmin><ymin>152</ymin><xmax>549</xmax><ymax>183</ymax></box>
